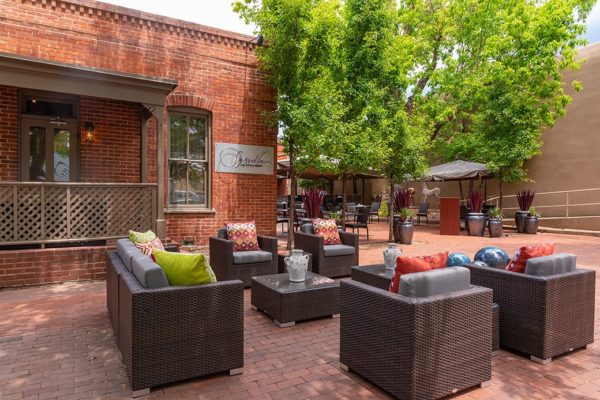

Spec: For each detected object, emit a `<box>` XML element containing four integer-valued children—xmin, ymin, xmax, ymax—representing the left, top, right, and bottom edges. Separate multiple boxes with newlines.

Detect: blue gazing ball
<box><xmin>447</xmin><ymin>252</ymin><xmax>471</xmax><ymax>267</ymax></box>
<box><xmin>474</xmin><ymin>247</ymin><xmax>510</xmax><ymax>269</ymax></box>
<box><xmin>472</xmin><ymin>261</ymin><xmax>489</xmax><ymax>268</ymax></box>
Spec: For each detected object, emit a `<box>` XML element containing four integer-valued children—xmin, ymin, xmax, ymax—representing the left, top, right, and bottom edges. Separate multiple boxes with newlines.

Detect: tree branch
<box><xmin>406</xmin><ymin>34</ymin><xmax>443</xmax><ymax>115</ymax></box>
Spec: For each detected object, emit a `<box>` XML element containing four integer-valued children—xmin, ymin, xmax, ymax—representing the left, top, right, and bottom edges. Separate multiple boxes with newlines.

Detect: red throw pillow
<box><xmin>312</xmin><ymin>218</ymin><xmax>342</xmax><ymax>245</ymax></box>
<box><xmin>506</xmin><ymin>243</ymin><xmax>555</xmax><ymax>273</ymax></box>
<box><xmin>226</xmin><ymin>221</ymin><xmax>260</xmax><ymax>252</ymax></box>
<box><xmin>389</xmin><ymin>252</ymin><xmax>449</xmax><ymax>293</ymax></box>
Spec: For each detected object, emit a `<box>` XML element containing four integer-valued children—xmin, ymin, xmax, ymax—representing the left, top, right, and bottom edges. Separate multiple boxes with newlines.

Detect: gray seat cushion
<box><xmin>323</xmin><ymin>244</ymin><xmax>355</xmax><ymax>257</ymax></box>
<box><xmin>116</xmin><ymin>238</ymin><xmax>140</xmax><ymax>272</ymax></box>
<box><xmin>131</xmin><ymin>255</ymin><xmax>169</xmax><ymax>289</ymax></box>
<box><xmin>400</xmin><ymin>267</ymin><xmax>471</xmax><ymax>298</ymax></box>
<box><xmin>524</xmin><ymin>253</ymin><xmax>576</xmax><ymax>276</ymax></box>
<box><xmin>233</xmin><ymin>250</ymin><xmax>273</xmax><ymax>265</ymax></box>
<box><xmin>301</xmin><ymin>224</ymin><xmax>314</xmax><ymax>234</ymax></box>
<box><xmin>217</xmin><ymin>228</ymin><xmax>228</xmax><ymax>239</ymax></box>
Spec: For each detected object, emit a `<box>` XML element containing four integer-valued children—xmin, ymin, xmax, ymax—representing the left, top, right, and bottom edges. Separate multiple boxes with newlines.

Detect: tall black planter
<box><xmin>515</xmin><ymin>211</ymin><xmax>528</xmax><ymax>233</ymax></box>
<box><xmin>466</xmin><ymin>213</ymin><xmax>486</xmax><ymax>236</ymax></box>
<box><xmin>392</xmin><ymin>216</ymin><xmax>400</xmax><ymax>242</ymax></box>
<box><xmin>525</xmin><ymin>216</ymin><xmax>539</xmax><ymax>234</ymax></box>
<box><xmin>488</xmin><ymin>219</ymin><xmax>503</xmax><ymax>238</ymax></box>
<box><xmin>397</xmin><ymin>222</ymin><xmax>414</xmax><ymax>244</ymax></box>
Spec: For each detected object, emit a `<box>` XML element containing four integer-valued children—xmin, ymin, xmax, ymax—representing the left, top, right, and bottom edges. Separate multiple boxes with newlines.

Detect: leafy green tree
<box><xmin>234</xmin><ymin>0</ymin><xmax>343</xmax><ymax>249</ymax></box>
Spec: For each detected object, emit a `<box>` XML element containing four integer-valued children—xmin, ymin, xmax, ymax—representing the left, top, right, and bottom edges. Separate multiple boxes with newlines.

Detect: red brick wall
<box><xmin>0</xmin><ymin>85</ymin><xmax>18</xmax><ymax>181</ymax></box>
<box><xmin>0</xmin><ymin>246</ymin><xmax>108</xmax><ymax>288</ymax></box>
<box><xmin>79</xmin><ymin>97</ymin><xmax>141</xmax><ymax>183</ymax></box>
<box><xmin>0</xmin><ymin>0</ymin><xmax>278</xmax><ymax>246</ymax></box>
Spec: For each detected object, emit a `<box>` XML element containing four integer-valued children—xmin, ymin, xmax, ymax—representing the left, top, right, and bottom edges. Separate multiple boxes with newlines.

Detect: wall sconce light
<box><xmin>249</xmin><ymin>34</ymin><xmax>264</xmax><ymax>46</ymax></box>
<box><xmin>84</xmin><ymin>122</ymin><xmax>95</xmax><ymax>143</ymax></box>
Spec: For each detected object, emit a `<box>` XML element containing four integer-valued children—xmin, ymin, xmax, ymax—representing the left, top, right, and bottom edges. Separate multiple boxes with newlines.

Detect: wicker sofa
<box><xmin>466</xmin><ymin>255</ymin><xmax>595</xmax><ymax>364</ymax></box>
<box><xmin>340</xmin><ymin>268</ymin><xmax>493</xmax><ymax>400</ymax></box>
<box><xmin>209</xmin><ymin>228</ymin><xmax>278</xmax><ymax>287</ymax></box>
<box><xmin>106</xmin><ymin>239</ymin><xmax>244</xmax><ymax>397</ymax></box>
<box><xmin>294</xmin><ymin>225</ymin><xmax>359</xmax><ymax>278</ymax></box>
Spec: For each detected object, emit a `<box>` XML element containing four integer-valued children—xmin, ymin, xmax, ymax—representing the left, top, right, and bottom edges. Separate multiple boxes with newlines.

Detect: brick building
<box><xmin>0</xmin><ymin>0</ymin><xmax>277</xmax><ymax>287</ymax></box>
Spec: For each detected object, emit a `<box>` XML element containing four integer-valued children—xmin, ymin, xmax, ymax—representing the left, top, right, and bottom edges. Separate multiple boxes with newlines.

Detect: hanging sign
<box><xmin>215</xmin><ymin>143</ymin><xmax>274</xmax><ymax>175</ymax></box>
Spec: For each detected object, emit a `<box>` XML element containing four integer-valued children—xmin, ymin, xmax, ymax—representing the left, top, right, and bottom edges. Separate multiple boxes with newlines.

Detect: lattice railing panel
<box><xmin>0</xmin><ymin>186</ymin><xmax>15</xmax><ymax>242</ymax></box>
<box><xmin>0</xmin><ymin>183</ymin><xmax>156</xmax><ymax>244</ymax></box>
<box><xmin>17</xmin><ymin>187</ymin><xmax>42</xmax><ymax>241</ymax></box>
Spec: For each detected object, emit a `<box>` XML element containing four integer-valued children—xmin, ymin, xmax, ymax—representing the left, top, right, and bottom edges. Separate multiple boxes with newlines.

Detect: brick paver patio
<box><xmin>2</xmin><ymin>223</ymin><xmax>600</xmax><ymax>399</ymax></box>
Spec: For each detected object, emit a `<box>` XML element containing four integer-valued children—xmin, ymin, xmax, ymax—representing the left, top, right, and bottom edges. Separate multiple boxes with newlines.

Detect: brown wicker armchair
<box><xmin>209</xmin><ymin>228</ymin><xmax>278</xmax><ymax>287</ymax></box>
<box><xmin>107</xmin><ymin>249</ymin><xmax>244</xmax><ymax>397</ymax></box>
<box><xmin>294</xmin><ymin>225</ymin><xmax>359</xmax><ymax>278</ymax></box>
<box><xmin>466</xmin><ymin>263</ymin><xmax>595</xmax><ymax>364</ymax></box>
<box><xmin>340</xmin><ymin>278</ymin><xmax>493</xmax><ymax>400</ymax></box>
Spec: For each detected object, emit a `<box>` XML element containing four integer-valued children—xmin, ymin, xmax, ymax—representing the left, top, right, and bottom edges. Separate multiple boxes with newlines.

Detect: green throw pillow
<box><xmin>152</xmin><ymin>249</ymin><xmax>217</xmax><ymax>286</ymax></box>
<box><xmin>129</xmin><ymin>230</ymin><xmax>156</xmax><ymax>244</ymax></box>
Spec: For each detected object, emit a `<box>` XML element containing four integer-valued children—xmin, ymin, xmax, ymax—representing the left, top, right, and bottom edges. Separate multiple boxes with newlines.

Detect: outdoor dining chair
<box><xmin>369</xmin><ymin>201</ymin><xmax>380</xmax><ymax>222</ymax></box>
<box><xmin>416</xmin><ymin>202</ymin><xmax>429</xmax><ymax>224</ymax></box>
<box><xmin>346</xmin><ymin>207</ymin><xmax>370</xmax><ymax>239</ymax></box>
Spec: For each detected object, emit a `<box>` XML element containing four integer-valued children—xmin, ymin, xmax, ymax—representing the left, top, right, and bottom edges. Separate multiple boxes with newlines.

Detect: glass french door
<box><xmin>20</xmin><ymin>119</ymin><xmax>78</xmax><ymax>182</ymax></box>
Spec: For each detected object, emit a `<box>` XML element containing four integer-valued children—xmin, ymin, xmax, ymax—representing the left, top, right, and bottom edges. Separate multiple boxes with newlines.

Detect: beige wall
<box><xmin>362</xmin><ymin>43</ymin><xmax>600</xmax><ymax>230</ymax></box>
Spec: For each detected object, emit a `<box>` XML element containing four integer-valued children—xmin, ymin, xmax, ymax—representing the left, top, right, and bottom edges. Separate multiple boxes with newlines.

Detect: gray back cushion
<box><xmin>400</xmin><ymin>267</ymin><xmax>471</xmax><ymax>298</ymax></box>
<box><xmin>116</xmin><ymin>238</ymin><xmax>140</xmax><ymax>272</ymax></box>
<box><xmin>233</xmin><ymin>250</ymin><xmax>273</xmax><ymax>265</ymax></box>
<box><xmin>217</xmin><ymin>228</ymin><xmax>228</xmax><ymax>239</ymax></box>
<box><xmin>301</xmin><ymin>223</ymin><xmax>314</xmax><ymax>234</ymax></box>
<box><xmin>131</xmin><ymin>255</ymin><xmax>169</xmax><ymax>289</ymax></box>
<box><xmin>525</xmin><ymin>253</ymin><xmax>576</xmax><ymax>276</ymax></box>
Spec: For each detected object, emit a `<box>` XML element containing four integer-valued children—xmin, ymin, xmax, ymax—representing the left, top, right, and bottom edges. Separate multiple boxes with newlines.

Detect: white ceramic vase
<box><xmin>383</xmin><ymin>243</ymin><xmax>401</xmax><ymax>270</ymax></box>
<box><xmin>285</xmin><ymin>249</ymin><xmax>310</xmax><ymax>282</ymax></box>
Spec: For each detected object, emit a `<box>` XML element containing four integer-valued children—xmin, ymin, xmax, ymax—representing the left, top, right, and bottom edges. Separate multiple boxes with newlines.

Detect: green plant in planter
<box><xmin>528</xmin><ymin>207</ymin><xmax>541</xmax><ymax>218</ymax></box>
<box><xmin>328</xmin><ymin>211</ymin><xmax>342</xmax><ymax>224</ymax></box>
<box><xmin>487</xmin><ymin>207</ymin><xmax>503</xmax><ymax>220</ymax></box>
<box><xmin>398</xmin><ymin>208</ymin><xmax>416</xmax><ymax>223</ymax></box>
<box><xmin>525</xmin><ymin>207</ymin><xmax>541</xmax><ymax>234</ymax></box>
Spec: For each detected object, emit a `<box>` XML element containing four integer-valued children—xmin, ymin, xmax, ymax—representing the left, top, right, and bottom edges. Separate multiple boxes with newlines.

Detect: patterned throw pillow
<box><xmin>129</xmin><ymin>230</ymin><xmax>157</xmax><ymax>244</ymax></box>
<box><xmin>135</xmin><ymin>237</ymin><xmax>165</xmax><ymax>256</ymax></box>
<box><xmin>312</xmin><ymin>219</ymin><xmax>341</xmax><ymax>245</ymax></box>
<box><xmin>506</xmin><ymin>243</ymin><xmax>555</xmax><ymax>273</ymax></box>
<box><xmin>226</xmin><ymin>221</ymin><xmax>260</xmax><ymax>252</ymax></box>
<box><xmin>389</xmin><ymin>252</ymin><xmax>448</xmax><ymax>293</ymax></box>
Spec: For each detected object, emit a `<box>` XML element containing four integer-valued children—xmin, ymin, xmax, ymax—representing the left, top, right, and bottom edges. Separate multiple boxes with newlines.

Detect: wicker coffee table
<box><xmin>251</xmin><ymin>272</ymin><xmax>340</xmax><ymax>327</ymax></box>
<box><xmin>352</xmin><ymin>264</ymin><xmax>501</xmax><ymax>354</ymax></box>
<box><xmin>351</xmin><ymin>264</ymin><xmax>393</xmax><ymax>290</ymax></box>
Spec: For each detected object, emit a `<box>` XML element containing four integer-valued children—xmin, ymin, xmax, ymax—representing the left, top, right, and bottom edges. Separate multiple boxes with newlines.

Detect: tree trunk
<box><xmin>287</xmin><ymin>152</ymin><xmax>296</xmax><ymax>251</ymax></box>
<box><xmin>498</xmin><ymin>179</ymin><xmax>503</xmax><ymax>210</ymax></box>
<box><xmin>388</xmin><ymin>179</ymin><xmax>394</xmax><ymax>242</ymax></box>
<box><xmin>341</xmin><ymin>174</ymin><xmax>347</xmax><ymax>228</ymax></box>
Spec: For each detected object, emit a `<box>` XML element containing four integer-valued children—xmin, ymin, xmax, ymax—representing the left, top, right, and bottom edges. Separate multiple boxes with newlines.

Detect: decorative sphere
<box><xmin>471</xmin><ymin>261</ymin><xmax>489</xmax><ymax>268</ymax></box>
<box><xmin>447</xmin><ymin>252</ymin><xmax>471</xmax><ymax>267</ymax></box>
<box><xmin>474</xmin><ymin>247</ymin><xmax>510</xmax><ymax>269</ymax></box>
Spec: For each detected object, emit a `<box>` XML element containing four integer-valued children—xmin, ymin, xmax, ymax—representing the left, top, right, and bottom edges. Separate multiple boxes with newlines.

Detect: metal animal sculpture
<box><xmin>421</xmin><ymin>182</ymin><xmax>441</xmax><ymax>204</ymax></box>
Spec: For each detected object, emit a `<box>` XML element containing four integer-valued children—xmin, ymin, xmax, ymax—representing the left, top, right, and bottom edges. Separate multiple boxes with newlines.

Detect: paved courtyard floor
<box><xmin>2</xmin><ymin>222</ymin><xmax>600</xmax><ymax>399</ymax></box>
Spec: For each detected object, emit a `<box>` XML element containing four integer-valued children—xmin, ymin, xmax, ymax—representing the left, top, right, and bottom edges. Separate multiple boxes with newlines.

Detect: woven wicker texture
<box><xmin>340</xmin><ymin>280</ymin><xmax>492</xmax><ymax>400</ymax></box>
<box><xmin>209</xmin><ymin>235</ymin><xmax>278</xmax><ymax>287</ymax></box>
<box><xmin>251</xmin><ymin>273</ymin><xmax>340</xmax><ymax>324</ymax></box>
<box><xmin>294</xmin><ymin>231</ymin><xmax>359</xmax><ymax>278</ymax></box>
<box><xmin>110</xmin><ymin>253</ymin><xmax>244</xmax><ymax>392</ymax></box>
<box><xmin>466</xmin><ymin>264</ymin><xmax>595</xmax><ymax>360</ymax></box>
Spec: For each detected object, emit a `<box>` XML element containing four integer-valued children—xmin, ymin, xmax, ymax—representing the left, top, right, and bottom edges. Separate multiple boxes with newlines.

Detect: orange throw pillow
<box><xmin>506</xmin><ymin>243</ymin><xmax>555</xmax><ymax>273</ymax></box>
<box><xmin>226</xmin><ymin>221</ymin><xmax>260</xmax><ymax>252</ymax></box>
<box><xmin>389</xmin><ymin>252</ymin><xmax>448</xmax><ymax>293</ymax></box>
<box><xmin>312</xmin><ymin>218</ymin><xmax>341</xmax><ymax>245</ymax></box>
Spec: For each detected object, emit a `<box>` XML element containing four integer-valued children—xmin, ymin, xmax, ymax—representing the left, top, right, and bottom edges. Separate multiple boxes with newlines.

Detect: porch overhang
<box><xmin>0</xmin><ymin>52</ymin><xmax>177</xmax><ymax>105</ymax></box>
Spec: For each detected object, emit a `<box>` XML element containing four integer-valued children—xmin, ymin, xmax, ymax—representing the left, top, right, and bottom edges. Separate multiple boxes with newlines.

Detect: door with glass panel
<box><xmin>20</xmin><ymin>119</ymin><xmax>78</xmax><ymax>182</ymax></box>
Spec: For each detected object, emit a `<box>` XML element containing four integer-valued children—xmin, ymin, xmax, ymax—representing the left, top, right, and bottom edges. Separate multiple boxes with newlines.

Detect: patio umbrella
<box><xmin>421</xmin><ymin>160</ymin><xmax>489</xmax><ymax>182</ymax></box>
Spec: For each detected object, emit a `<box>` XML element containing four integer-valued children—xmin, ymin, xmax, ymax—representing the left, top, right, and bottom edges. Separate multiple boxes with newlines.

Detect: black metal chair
<box><xmin>416</xmin><ymin>202</ymin><xmax>429</xmax><ymax>224</ymax></box>
<box><xmin>369</xmin><ymin>201</ymin><xmax>380</xmax><ymax>222</ymax></box>
<box><xmin>346</xmin><ymin>207</ymin><xmax>370</xmax><ymax>239</ymax></box>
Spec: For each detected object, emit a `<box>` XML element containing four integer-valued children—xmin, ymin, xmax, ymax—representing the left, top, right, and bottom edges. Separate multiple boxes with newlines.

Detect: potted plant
<box><xmin>392</xmin><ymin>189</ymin><xmax>413</xmax><ymax>243</ymax></box>
<box><xmin>487</xmin><ymin>207</ymin><xmax>503</xmax><ymax>238</ymax></box>
<box><xmin>328</xmin><ymin>210</ymin><xmax>343</xmax><ymax>228</ymax></box>
<box><xmin>515</xmin><ymin>190</ymin><xmax>535</xmax><ymax>233</ymax></box>
<box><xmin>525</xmin><ymin>207</ymin><xmax>541</xmax><ymax>234</ymax></box>
<box><xmin>466</xmin><ymin>191</ymin><xmax>486</xmax><ymax>236</ymax></box>
<box><xmin>396</xmin><ymin>207</ymin><xmax>416</xmax><ymax>244</ymax></box>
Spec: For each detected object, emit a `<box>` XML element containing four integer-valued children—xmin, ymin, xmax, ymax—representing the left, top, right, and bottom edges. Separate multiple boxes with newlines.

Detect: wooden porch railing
<box><xmin>0</xmin><ymin>182</ymin><xmax>157</xmax><ymax>245</ymax></box>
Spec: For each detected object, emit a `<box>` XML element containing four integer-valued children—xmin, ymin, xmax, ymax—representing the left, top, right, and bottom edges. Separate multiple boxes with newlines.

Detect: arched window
<box><xmin>167</xmin><ymin>107</ymin><xmax>211</xmax><ymax>209</ymax></box>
